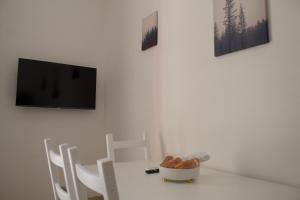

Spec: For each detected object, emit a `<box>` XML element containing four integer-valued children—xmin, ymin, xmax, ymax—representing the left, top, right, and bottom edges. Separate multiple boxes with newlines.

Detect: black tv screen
<box><xmin>16</xmin><ymin>58</ymin><xmax>96</xmax><ymax>109</ymax></box>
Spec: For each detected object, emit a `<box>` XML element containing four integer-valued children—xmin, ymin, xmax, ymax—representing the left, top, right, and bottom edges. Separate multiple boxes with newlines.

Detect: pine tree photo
<box><xmin>213</xmin><ymin>0</ymin><xmax>269</xmax><ymax>56</ymax></box>
<box><xmin>142</xmin><ymin>11</ymin><xmax>158</xmax><ymax>51</ymax></box>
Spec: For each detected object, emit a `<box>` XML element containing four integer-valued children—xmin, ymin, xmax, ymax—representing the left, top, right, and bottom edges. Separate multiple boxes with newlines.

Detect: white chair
<box><xmin>105</xmin><ymin>132</ymin><xmax>149</xmax><ymax>162</ymax></box>
<box><xmin>68</xmin><ymin>146</ymin><xmax>119</xmax><ymax>200</ymax></box>
<box><xmin>44</xmin><ymin>138</ymin><xmax>76</xmax><ymax>200</ymax></box>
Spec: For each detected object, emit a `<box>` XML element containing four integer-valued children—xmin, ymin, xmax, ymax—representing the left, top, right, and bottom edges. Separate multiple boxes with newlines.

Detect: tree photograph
<box><xmin>142</xmin><ymin>11</ymin><xmax>158</xmax><ymax>51</ymax></box>
<box><xmin>213</xmin><ymin>0</ymin><xmax>269</xmax><ymax>56</ymax></box>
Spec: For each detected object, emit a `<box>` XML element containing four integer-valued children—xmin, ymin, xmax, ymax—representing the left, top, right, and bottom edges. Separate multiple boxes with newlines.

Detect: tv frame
<box><xmin>16</xmin><ymin>58</ymin><xmax>97</xmax><ymax>110</ymax></box>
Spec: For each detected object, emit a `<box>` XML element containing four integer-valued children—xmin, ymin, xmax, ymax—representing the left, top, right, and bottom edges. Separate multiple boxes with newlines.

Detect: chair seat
<box><xmin>68</xmin><ymin>147</ymin><xmax>119</xmax><ymax>200</ymax></box>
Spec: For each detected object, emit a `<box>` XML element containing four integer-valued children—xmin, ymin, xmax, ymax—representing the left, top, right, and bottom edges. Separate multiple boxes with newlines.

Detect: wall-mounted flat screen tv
<box><xmin>16</xmin><ymin>58</ymin><xmax>96</xmax><ymax>109</ymax></box>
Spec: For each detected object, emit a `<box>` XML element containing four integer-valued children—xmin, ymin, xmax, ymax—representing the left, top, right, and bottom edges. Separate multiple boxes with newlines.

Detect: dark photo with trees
<box><xmin>142</xmin><ymin>11</ymin><xmax>158</xmax><ymax>51</ymax></box>
<box><xmin>142</xmin><ymin>26</ymin><xmax>158</xmax><ymax>51</ymax></box>
<box><xmin>213</xmin><ymin>0</ymin><xmax>269</xmax><ymax>56</ymax></box>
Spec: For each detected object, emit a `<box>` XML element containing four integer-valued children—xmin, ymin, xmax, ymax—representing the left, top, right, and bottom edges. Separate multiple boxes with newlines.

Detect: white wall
<box><xmin>159</xmin><ymin>0</ymin><xmax>300</xmax><ymax>187</ymax></box>
<box><xmin>103</xmin><ymin>0</ymin><xmax>162</xmax><ymax>161</ymax></box>
<box><xmin>0</xmin><ymin>0</ymin><xmax>109</xmax><ymax>199</ymax></box>
<box><xmin>104</xmin><ymin>0</ymin><xmax>300</xmax><ymax>187</ymax></box>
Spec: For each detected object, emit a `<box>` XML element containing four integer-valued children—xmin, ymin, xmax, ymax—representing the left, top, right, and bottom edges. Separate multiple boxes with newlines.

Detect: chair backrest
<box><xmin>44</xmin><ymin>139</ymin><xmax>76</xmax><ymax>200</ymax></box>
<box><xmin>105</xmin><ymin>132</ymin><xmax>149</xmax><ymax>162</ymax></box>
<box><xmin>68</xmin><ymin>146</ymin><xmax>119</xmax><ymax>200</ymax></box>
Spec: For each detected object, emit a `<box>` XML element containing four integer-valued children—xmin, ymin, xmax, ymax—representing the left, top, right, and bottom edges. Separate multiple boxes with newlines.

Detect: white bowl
<box><xmin>159</xmin><ymin>166</ymin><xmax>200</xmax><ymax>181</ymax></box>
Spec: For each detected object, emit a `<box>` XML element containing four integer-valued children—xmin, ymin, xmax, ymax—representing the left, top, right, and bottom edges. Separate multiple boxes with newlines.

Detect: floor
<box><xmin>88</xmin><ymin>196</ymin><xmax>103</xmax><ymax>200</ymax></box>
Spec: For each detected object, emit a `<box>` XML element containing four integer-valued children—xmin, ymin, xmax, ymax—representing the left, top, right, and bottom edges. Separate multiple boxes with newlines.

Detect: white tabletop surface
<box><xmin>87</xmin><ymin>161</ymin><xmax>300</xmax><ymax>200</ymax></box>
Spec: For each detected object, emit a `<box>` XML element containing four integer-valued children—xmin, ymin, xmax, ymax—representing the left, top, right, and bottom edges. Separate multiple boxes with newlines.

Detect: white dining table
<box><xmin>87</xmin><ymin>161</ymin><xmax>300</xmax><ymax>200</ymax></box>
